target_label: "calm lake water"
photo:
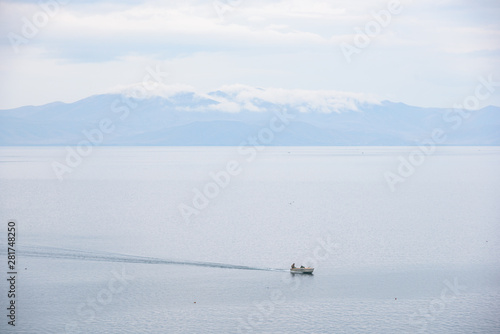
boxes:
[0,146,499,333]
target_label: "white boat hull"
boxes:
[290,268,314,274]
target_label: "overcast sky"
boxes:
[0,0,499,109]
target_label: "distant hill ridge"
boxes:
[1,85,499,146]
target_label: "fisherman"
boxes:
[291,263,296,269]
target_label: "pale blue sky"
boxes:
[0,0,499,109]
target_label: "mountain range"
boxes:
[1,85,499,146]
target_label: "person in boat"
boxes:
[291,263,296,269]
[300,265,305,268]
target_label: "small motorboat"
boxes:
[290,267,314,274]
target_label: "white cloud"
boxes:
[213,84,381,113]
[110,82,197,99]
[0,0,499,109]
[244,88,376,113]
[110,83,381,113]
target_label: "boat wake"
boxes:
[2,245,285,272]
